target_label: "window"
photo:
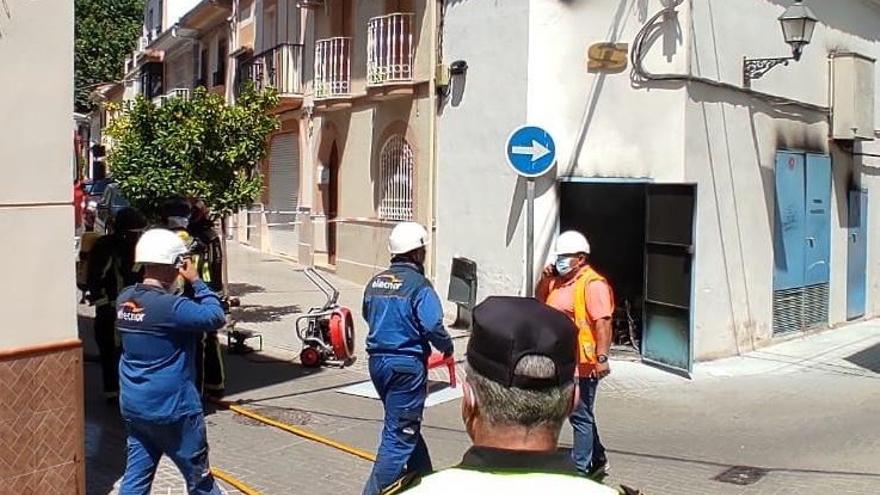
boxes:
[215,38,228,86]
[378,135,414,221]
[146,8,154,40]
[199,47,209,87]
[140,62,163,98]
[157,0,164,31]
[238,3,253,22]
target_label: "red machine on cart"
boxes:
[295,268,356,367]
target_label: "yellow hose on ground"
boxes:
[214,399,377,463]
[212,467,262,495]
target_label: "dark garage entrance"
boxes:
[559,180,696,374]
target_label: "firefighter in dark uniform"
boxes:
[86,207,147,399]
[160,197,226,398]
[188,198,225,398]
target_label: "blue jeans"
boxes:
[569,377,607,475]
[120,414,221,495]
[363,355,432,495]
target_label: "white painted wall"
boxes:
[165,0,203,31]
[437,0,880,360]
[435,0,531,308]
[683,0,880,359]
[856,140,880,320]
[528,0,689,274]
[0,0,76,348]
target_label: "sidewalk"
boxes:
[82,242,880,494]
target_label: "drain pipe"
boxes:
[428,0,440,281]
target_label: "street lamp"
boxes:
[743,0,818,87]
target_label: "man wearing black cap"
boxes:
[380,297,617,494]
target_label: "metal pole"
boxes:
[221,215,229,298]
[525,178,535,296]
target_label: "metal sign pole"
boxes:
[506,125,555,298]
[525,178,535,296]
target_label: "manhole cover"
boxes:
[714,466,768,486]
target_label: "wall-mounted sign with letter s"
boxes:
[587,43,629,72]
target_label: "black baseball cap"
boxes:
[467,296,577,390]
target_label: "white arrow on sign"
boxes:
[511,140,551,163]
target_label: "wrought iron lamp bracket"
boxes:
[742,56,794,87]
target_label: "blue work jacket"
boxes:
[116,280,226,423]
[363,261,453,361]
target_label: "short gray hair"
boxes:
[465,356,574,429]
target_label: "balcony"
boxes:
[152,88,190,107]
[315,37,352,103]
[367,13,414,86]
[239,43,304,110]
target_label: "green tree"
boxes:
[105,86,280,222]
[75,0,144,112]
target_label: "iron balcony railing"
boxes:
[367,13,414,85]
[152,88,190,107]
[239,43,304,96]
[315,37,352,99]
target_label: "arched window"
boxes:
[378,135,414,221]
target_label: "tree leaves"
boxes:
[74,0,144,112]
[105,87,280,221]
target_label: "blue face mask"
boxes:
[555,256,576,276]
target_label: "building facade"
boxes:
[95,0,880,370]
[88,82,124,180]
[122,0,233,105]
[97,0,440,286]
[437,0,880,371]
[232,0,439,284]
[0,1,83,492]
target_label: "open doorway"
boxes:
[327,143,340,265]
[560,181,646,359]
[559,180,696,374]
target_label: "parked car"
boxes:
[82,179,112,231]
[94,183,131,235]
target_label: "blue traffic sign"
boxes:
[506,125,556,178]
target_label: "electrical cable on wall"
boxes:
[630,0,829,114]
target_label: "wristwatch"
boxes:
[596,354,609,364]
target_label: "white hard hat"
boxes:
[135,228,190,265]
[388,222,430,254]
[554,230,590,255]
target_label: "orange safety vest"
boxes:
[544,266,614,376]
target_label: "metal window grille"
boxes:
[367,13,414,85]
[315,37,352,99]
[378,135,414,221]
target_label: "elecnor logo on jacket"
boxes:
[372,274,404,291]
[118,300,146,323]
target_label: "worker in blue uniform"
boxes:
[362,222,454,495]
[116,228,227,495]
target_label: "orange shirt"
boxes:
[537,266,614,324]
